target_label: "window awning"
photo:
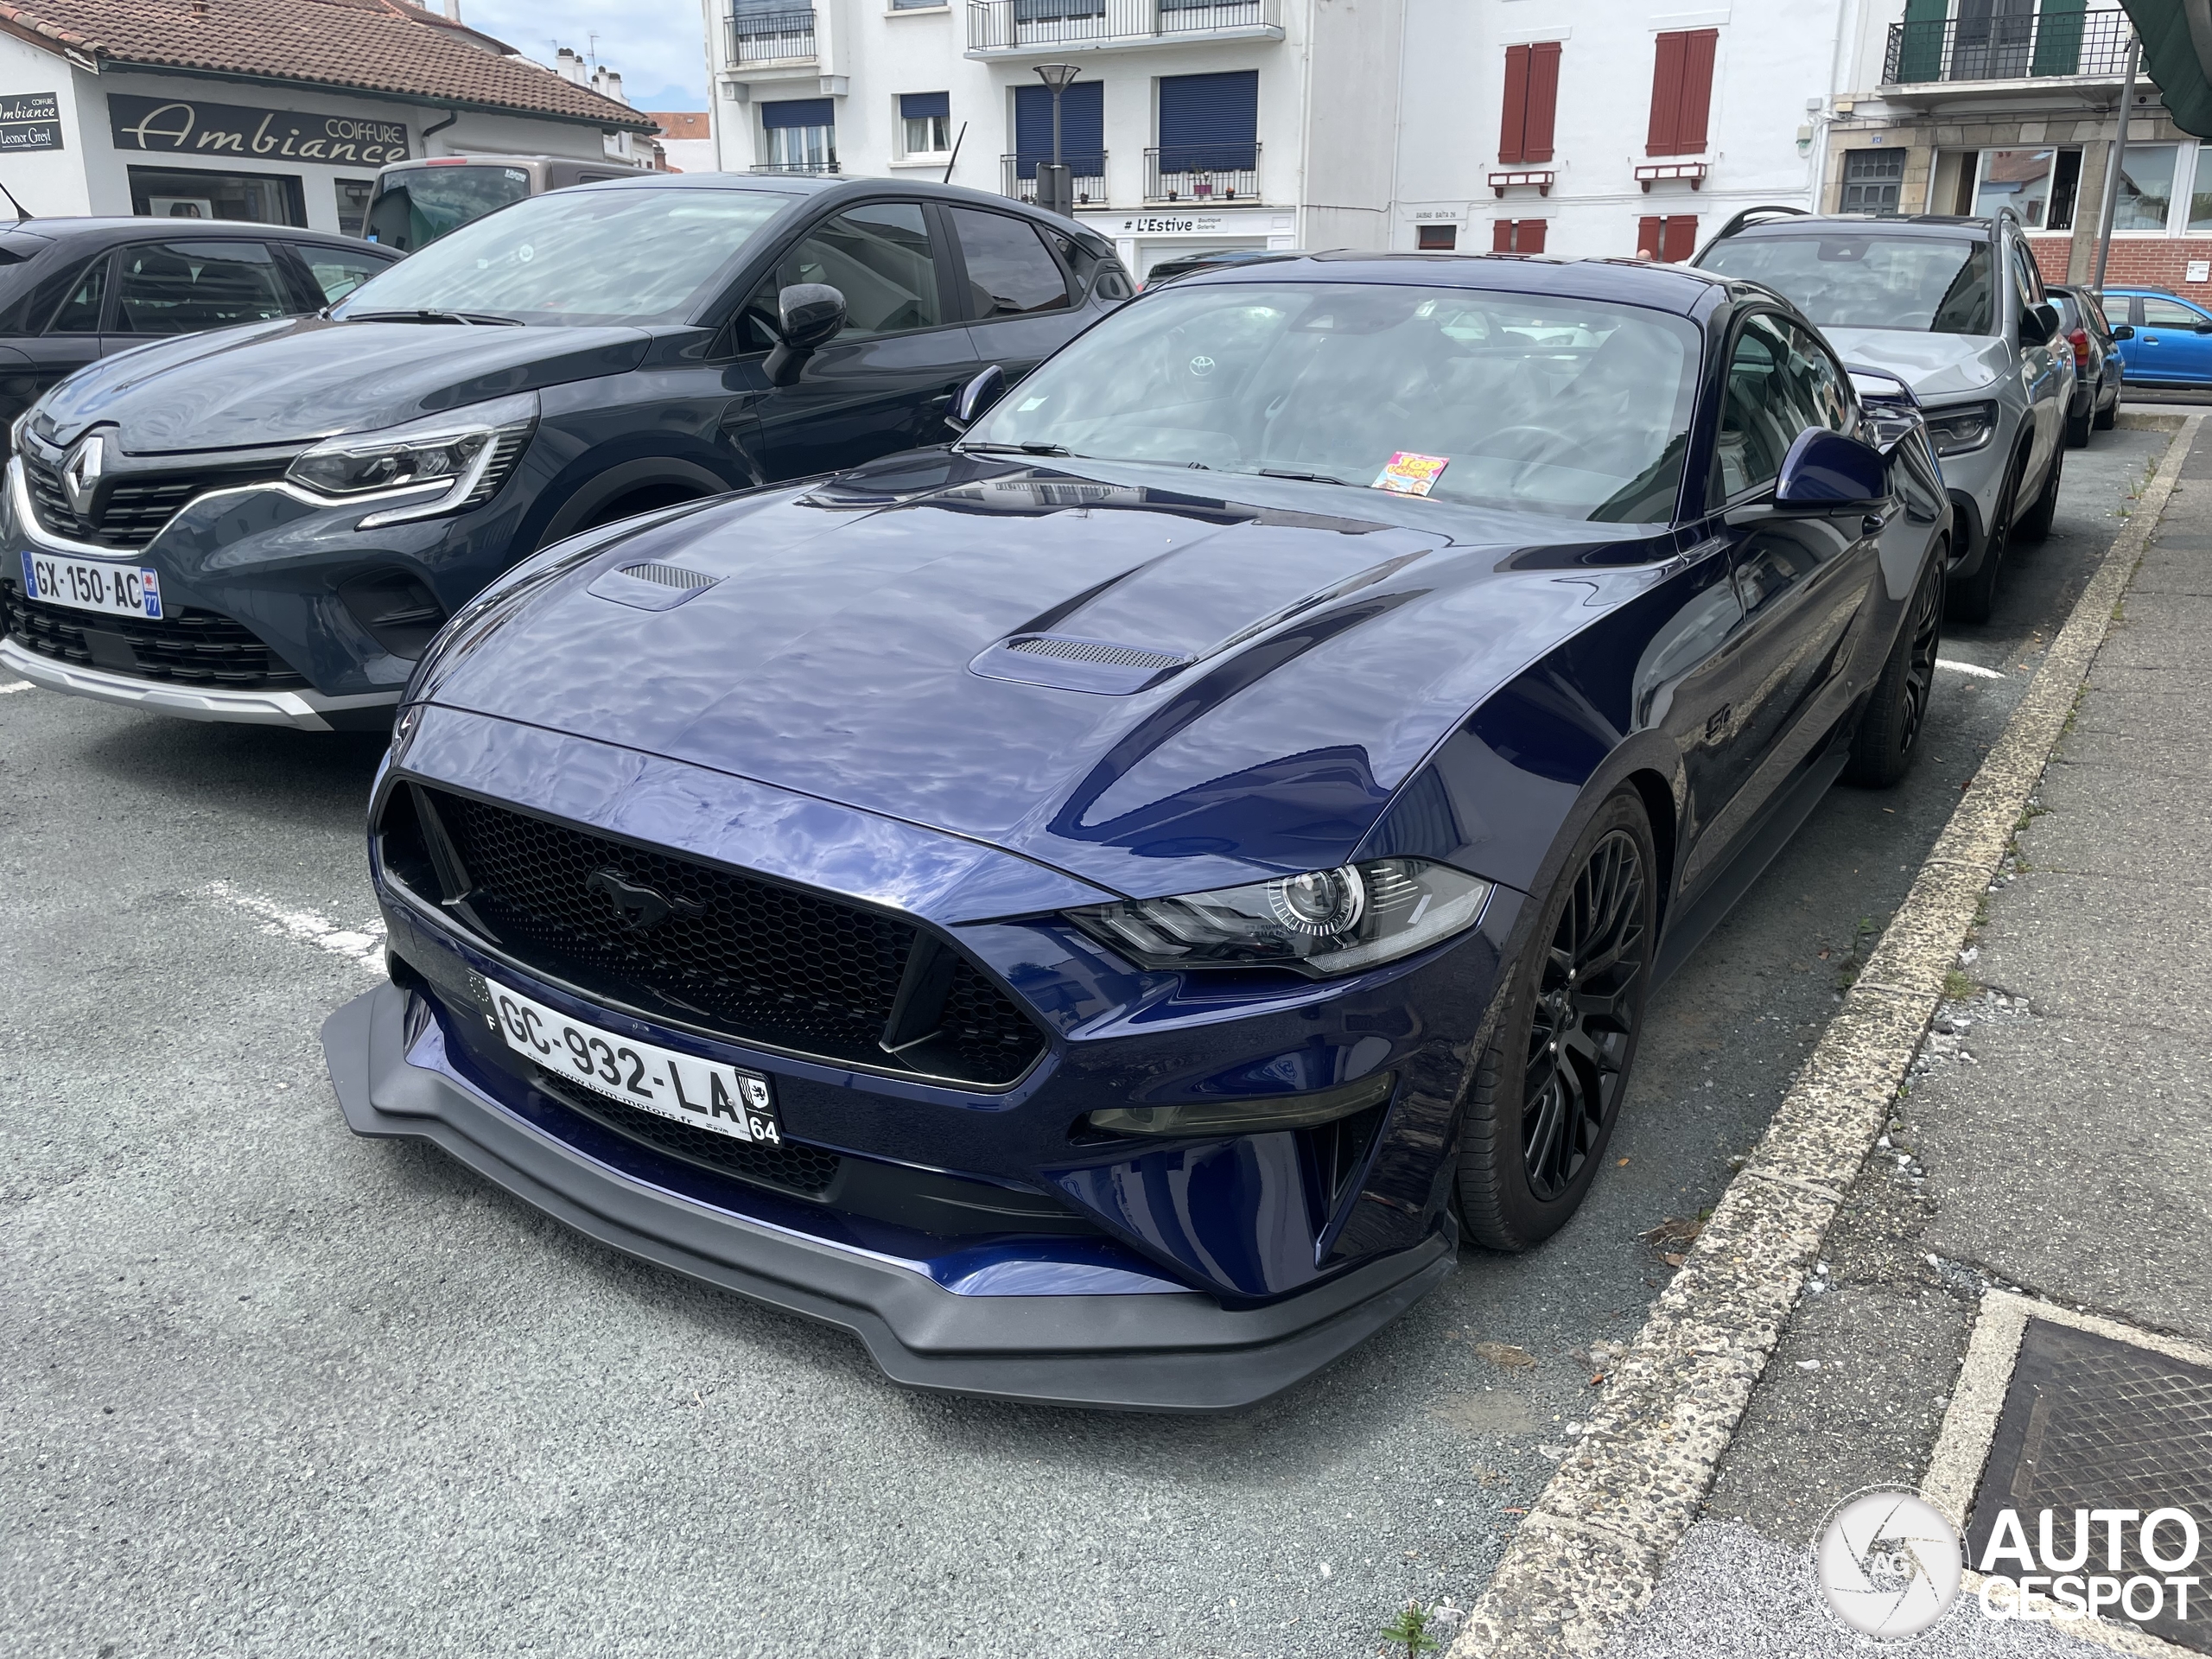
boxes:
[2124,0,2212,136]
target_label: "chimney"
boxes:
[591,67,626,106]
[442,0,461,17]
[555,47,587,86]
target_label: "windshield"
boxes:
[365,165,531,253]
[966,282,1701,524]
[1697,234,1994,335]
[335,187,790,326]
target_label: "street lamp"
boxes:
[1035,63,1082,218]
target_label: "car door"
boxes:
[102,238,297,356]
[947,205,1085,384]
[1683,311,1886,888]
[2133,296,2212,385]
[744,200,981,481]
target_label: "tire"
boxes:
[1946,449,2017,625]
[1456,789,1656,1252]
[2094,390,2118,430]
[2015,442,2062,543]
[1844,548,1944,789]
[2066,399,2093,448]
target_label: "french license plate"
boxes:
[19,550,163,620]
[487,979,782,1146]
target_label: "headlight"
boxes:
[8,405,34,453]
[1065,856,1493,977]
[1921,399,1997,456]
[288,391,537,526]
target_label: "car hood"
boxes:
[1822,327,2010,399]
[415,450,1671,899]
[36,315,652,454]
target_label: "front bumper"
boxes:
[0,634,396,729]
[325,982,1456,1411]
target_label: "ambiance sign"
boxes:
[108,94,410,166]
[0,92,62,154]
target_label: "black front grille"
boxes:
[534,1068,843,1198]
[2,580,306,688]
[22,452,278,550]
[387,785,1046,1087]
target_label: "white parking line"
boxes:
[1936,658,2005,679]
[0,680,32,694]
[197,880,385,974]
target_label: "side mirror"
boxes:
[1775,426,1886,510]
[2020,301,2060,347]
[2112,323,2135,340]
[946,364,1007,434]
[763,283,846,386]
[2194,321,2212,334]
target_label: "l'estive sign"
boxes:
[108,93,410,166]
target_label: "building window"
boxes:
[127,167,306,226]
[334,178,375,238]
[1014,79,1104,179]
[901,92,951,156]
[1417,224,1459,251]
[1840,149,1904,215]
[1646,29,1717,157]
[2113,143,2178,232]
[761,97,837,173]
[1155,70,1259,176]
[2188,145,2212,232]
[1498,41,1561,166]
[1974,147,2081,230]
[1492,219,1547,253]
[1637,213,1698,263]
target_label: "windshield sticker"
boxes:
[1372,452,1450,496]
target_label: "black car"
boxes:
[1142,247,1308,289]
[2047,283,2126,443]
[2,176,1132,730]
[0,219,397,456]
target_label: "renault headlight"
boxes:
[1921,399,1997,457]
[1066,857,1492,977]
[289,391,537,526]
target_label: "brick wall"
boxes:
[2032,235,2212,298]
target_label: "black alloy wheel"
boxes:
[2015,442,2063,543]
[1844,549,1944,788]
[1457,789,1656,1250]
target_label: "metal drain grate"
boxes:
[1967,1319,2212,1652]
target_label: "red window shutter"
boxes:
[1499,44,1531,164]
[1674,30,1716,156]
[1523,42,1561,164]
[1662,214,1698,262]
[1520,219,1548,253]
[1647,32,1686,156]
[1492,219,1516,252]
[1637,215,1663,258]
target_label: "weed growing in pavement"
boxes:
[1943,969,1979,1001]
[1379,1599,1445,1657]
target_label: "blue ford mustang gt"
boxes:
[322,254,1948,1410]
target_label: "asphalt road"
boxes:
[0,424,2171,1659]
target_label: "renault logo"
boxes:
[60,433,104,518]
[585,868,701,931]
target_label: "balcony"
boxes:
[968,0,1283,58]
[1002,153,1109,207]
[749,161,841,175]
[1882,6,2130,92]
[727,6,817,67]
[1145,143,1260,203]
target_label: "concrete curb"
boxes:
[1448,412,2208,1659]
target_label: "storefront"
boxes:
[1090,207,1301,282]
[0,0,650,235]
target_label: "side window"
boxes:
[1780,320,1854,435]
[949,207,1072,317]
[46,256,108,334]
[295,246,390,306]
[2142,296,2206,329]
[2003,239,2036,326]
[115,241,293,335]
[1716,315,1829,499]
[2010,240,2045,305]
[740,202,944,349]
[2101,295,2133,330]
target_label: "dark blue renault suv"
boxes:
[2,175,1130,729]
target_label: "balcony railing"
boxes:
[1884,6,2129,85]
[750,161,841,175]
[1002,153,1109,207]
[1145,143,1259,203]
[969,0,1281,53]
[727,6,817,66]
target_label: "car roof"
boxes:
[0,217,380,250]
[561,170,1113,249]
[1722,212,1994,240]
[1169,251,1731,317]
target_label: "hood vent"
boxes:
[971,632,1192,696]
[620,562,715,592]
[586,558,719,613]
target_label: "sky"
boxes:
[458,0,710,111]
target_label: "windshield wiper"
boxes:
[1252,467,1350,486]
[343,308,523,327]
[962,440,1075,456]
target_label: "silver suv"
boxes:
[1694,207,2071,622]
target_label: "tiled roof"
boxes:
[0,0,657,130]
[648,111,710,142]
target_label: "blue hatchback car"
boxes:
[2101,287,2212,385]
[323,254,1951,1409]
